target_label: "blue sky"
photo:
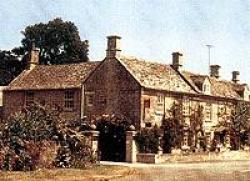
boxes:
[0,0,250,83]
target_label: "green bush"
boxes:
[0,104,95,171]
[135,126,161,153]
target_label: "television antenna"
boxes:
[205,44,214,74]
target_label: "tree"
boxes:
[217,101,250,150]
[0,50,24,85]
[0,18,89,85]
[20,18,89,65]
[189,105,205,150]
[162,103,184,153]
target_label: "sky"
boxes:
[0,0,250,83]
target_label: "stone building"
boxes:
[3,35,250,149]
[3,46,99,121]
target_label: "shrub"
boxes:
[0,104,95,171]
[135,126,161,153]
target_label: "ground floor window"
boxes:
[64,90,75,109]
[25,91,34,106]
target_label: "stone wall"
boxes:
[3,89,81,121]
[84,57,141,127]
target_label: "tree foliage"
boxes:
[135,126,161,153]
[20,18,89,65]
[0,18,89,85]
[0,50,24,85]
[162,103,184,153]
[217,101,250,150]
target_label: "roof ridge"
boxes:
[120,54,171,67]
[37,61,101,67]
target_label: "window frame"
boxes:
[64,90,75,110]
[86,91,95,107]
[25,91,35,107]
[157,94,164,105]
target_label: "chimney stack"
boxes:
[210,65,221,79]
[232,71,240,83]
[172,52,183,71]
[106,35,121,58]
[28,43,39,70]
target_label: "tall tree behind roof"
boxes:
[0,18,89,85]
[20,18,89,65]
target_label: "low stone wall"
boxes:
[136,151,250,164]
[136,153,168,163]
[166,151,250,163]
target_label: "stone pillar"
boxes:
[225,133,231,150]
[205,132,211,152]
[181,126,190,152]
[157,136,163,155]
[83,130,100,160]
[126,130,137,163]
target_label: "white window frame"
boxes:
[64,90,75,110]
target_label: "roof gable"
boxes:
[7,62,100,90]
[182,71,245,100]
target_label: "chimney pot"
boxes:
[172,52,183,71]
[106,35,121,58]
[210,65,221,79]
[232,71,240,83]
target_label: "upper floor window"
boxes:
[64,90,75,109]
[205,103,212,121]
[157,94,164,105]
[203,83,210,94]
[182,98,190,116]
[97,91,106,105]
[25,91,34,106]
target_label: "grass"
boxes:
[0,165,134,181]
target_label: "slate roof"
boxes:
[183,71,244,100]
[7,62,100,90]
[118,55,196,94]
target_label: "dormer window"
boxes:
[203,84,210,92]
[157,94,164,105]
[202,80,211,95]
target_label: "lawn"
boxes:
[0,165,134,181]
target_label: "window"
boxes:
[144,99,150,108]
[203,84,210,94]
[64,91,75,109]
[99,95,106,105]
[25,91,34,106]
[97,91,106,105]
[182,98,190,116]
[205,103,212,121]
[157,94,164,104]
[143,99,150,120]
[86,92,95,106]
